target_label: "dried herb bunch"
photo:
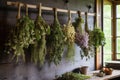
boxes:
[73,11,89,58]
[5,4,35,62]
[63,10,75,60]
[84,12,105,58]
[47,8,65,65]
[31,4,50,65]
[89,25,106,48]
[75,32,89,57]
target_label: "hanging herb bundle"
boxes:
[63,10,75,60]
[73,12,84,33]
[47,8,65,65]
[84,13,90,34]
[73,11,89,58]
[31,4,50,65]
[89,25,106,48]
[83,12,94,58]
[75,32,89,57]
[5,4,35,62]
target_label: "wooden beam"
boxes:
[7,1,95,16]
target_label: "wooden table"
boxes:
[87,70,120,80]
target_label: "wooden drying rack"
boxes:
[7,1,96,16]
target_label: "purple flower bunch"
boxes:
[75,32,89,50]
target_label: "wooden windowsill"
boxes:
[105,61,120,64]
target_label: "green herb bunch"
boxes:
[31,13,50,65]
[6,15,35,62]
[89,26,106,48]
[54,72,90,80]
[47,8,65,65]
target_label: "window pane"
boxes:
[117,19,120,36]
[117,38,120,53]
[104,54,112,62]
[103,18,111,37]
[104,5,111,18]
[117,54,120,59]
[103,38,111,53]
[117,5,120,18]
[103,4,112,63]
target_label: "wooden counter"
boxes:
[87,70,120,80]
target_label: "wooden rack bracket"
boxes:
[7,1,96,16]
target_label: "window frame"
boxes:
[115,4,120,60]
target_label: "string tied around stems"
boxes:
[85,12,89,33]
[38,3,42,16]
[16,3,21,19]
[25,4,28,16]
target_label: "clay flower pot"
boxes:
[80,66,88,75]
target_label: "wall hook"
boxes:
[87,4,92,12]
[63,0,69,4]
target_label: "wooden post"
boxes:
[95,0,102,70]
[112,2,116,60]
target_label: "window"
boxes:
[116,5,120,59]
[103,1,112,64]
[103,1,120,63]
